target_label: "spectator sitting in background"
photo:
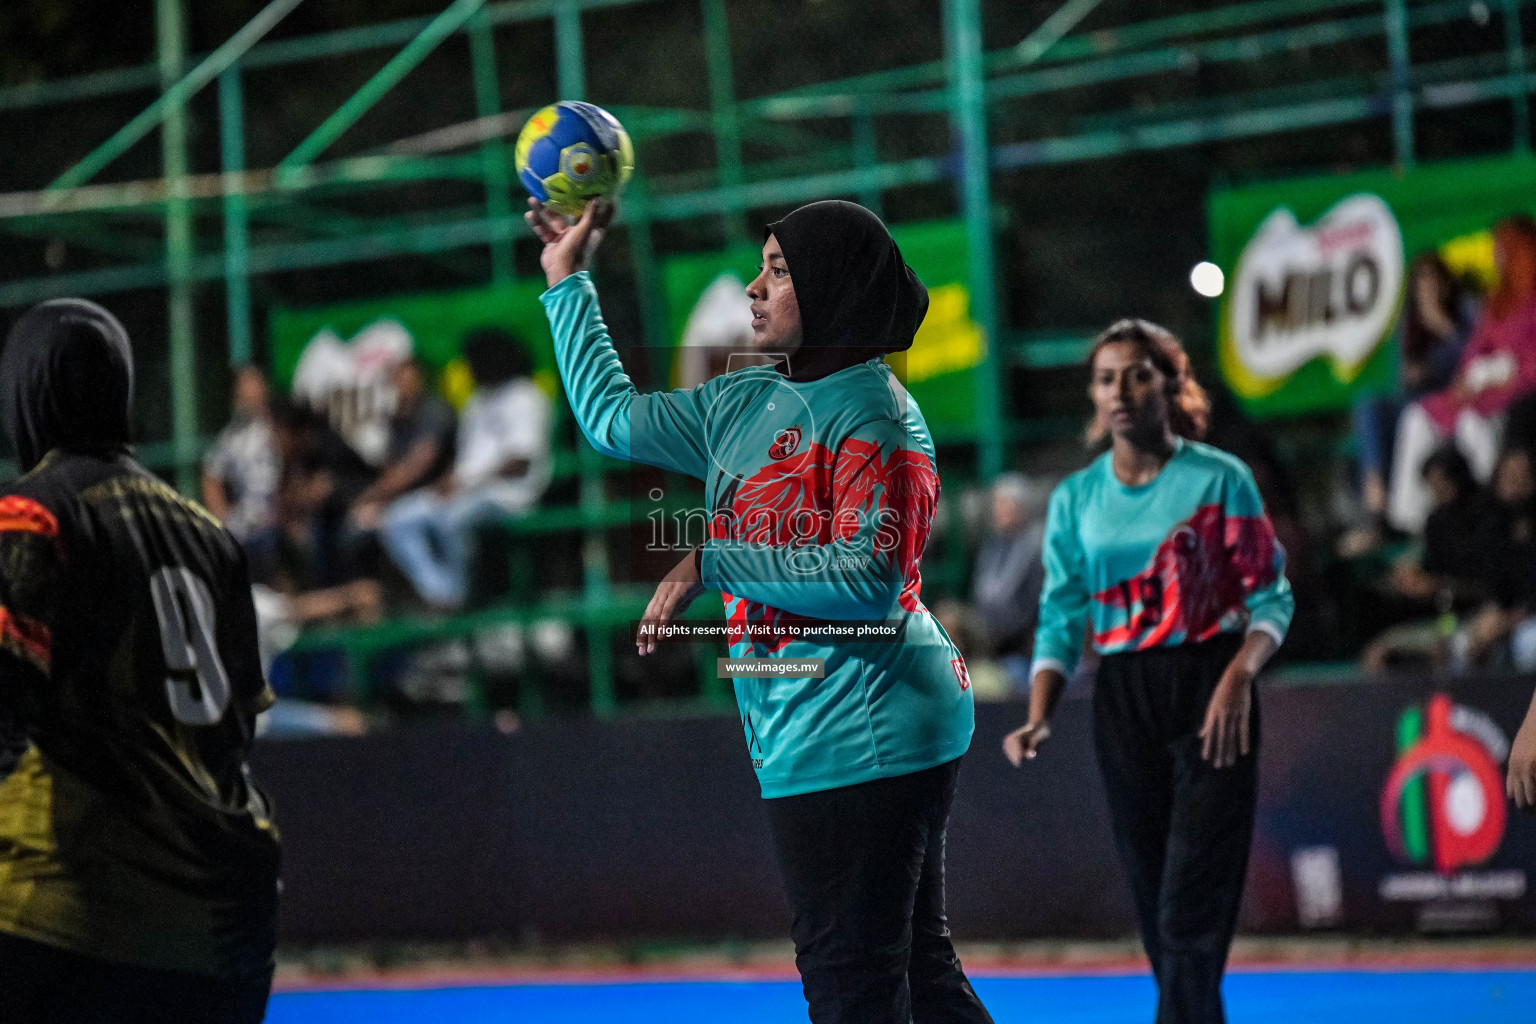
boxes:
[382,328,553,609]
[201,364,280,569]
[969,473,1046,693]
[1447,447,1536,671]
[271,398,377,589]
[1362,447,1493,672]
[249,580,378,738]
[1341,253,1475,556]
[1389,216,1536,533]
[348,357,456,532]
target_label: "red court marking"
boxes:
[273,947,1536,994]
[275,964,803,993]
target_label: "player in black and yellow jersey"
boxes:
[0,300,279,1023]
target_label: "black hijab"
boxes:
[766,200,928,382]
[1,298,134,472]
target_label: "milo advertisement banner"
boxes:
[269,280,558,464]
[1210,154,1536,417]
[661,219,987,441]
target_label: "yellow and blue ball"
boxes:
[514,101,634,218]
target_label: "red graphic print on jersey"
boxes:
[0,496,62,557]
[1091,503,1276,650]
[719,442,838,548]
[714,437,940,651]
[0,497,62,671]
[836,438,939,612]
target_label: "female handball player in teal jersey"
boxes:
[1004,319,1294,1024]
[528,197,994,1024]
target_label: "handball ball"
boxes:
[515,101,634,217]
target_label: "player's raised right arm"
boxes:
[539,269,711,479]
[534,201,712,480]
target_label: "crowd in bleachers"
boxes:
[944,214,1536,696]
[1341,214,1536,675]
[200,327,553,730]
[198,216,1536,721]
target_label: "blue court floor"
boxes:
[267,968,1535,1023]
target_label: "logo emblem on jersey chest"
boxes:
[768,426,802,461]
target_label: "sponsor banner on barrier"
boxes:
[254,675,1536,943]
[1252,676,1536,935]
[1375,692,1527,931]
[1209,154,1536,417]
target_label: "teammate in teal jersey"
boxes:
[1004,319,1293,1024]
[528,197,993,1024]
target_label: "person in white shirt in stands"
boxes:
[202,365,280,555]
[381,329,552,609]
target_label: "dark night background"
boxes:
[3,1,1518,440]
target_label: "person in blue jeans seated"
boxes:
[1341,252,1475,556]
[381,329,553,609]
[348,357,457,534]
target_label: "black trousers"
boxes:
[765,759,995,1024]
[1094,635,1259,1024]
[0,931,272,1024]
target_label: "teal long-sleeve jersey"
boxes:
[1030,438,1295,681]
[541,273,973,798]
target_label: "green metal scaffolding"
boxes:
[11,0,1536,471]
[3,0,1535,711]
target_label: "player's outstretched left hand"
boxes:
[637,548,706,656]
[527,197,615,289]
[1201,664,1253,769]
[1003,720,1051,766]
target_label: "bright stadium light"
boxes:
[1190,261,1225,298]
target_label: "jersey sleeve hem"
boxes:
[1245,619,1287,647]
[538,270,592,305]
[1028,655,1071,683]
